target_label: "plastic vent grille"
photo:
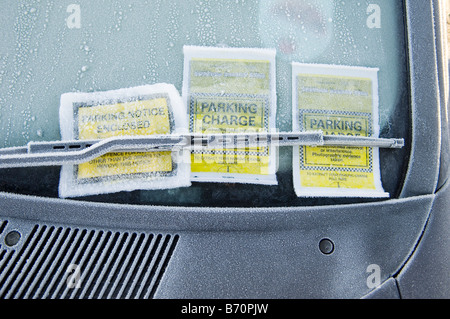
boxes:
[0,224,179,299]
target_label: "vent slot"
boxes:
[0,224,179,299]
[0,220,7,236]
[0,220,8,251]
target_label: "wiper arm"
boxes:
[0,132,404,168]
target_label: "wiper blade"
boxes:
[0,132,404,168]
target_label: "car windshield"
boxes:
[0,0,410,207]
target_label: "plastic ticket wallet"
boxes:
[58,84,191,198]
[292,63,388,198]
[182,46,278,185]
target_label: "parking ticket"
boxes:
[182,46,278,185]
[292,63,389,198]
[58,84,191,198]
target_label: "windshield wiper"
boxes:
[0,131,404,168]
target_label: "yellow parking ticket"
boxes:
[58,84,191,198]
[75,98,172,179]
[292,63,388,198]
[182,46,277,185]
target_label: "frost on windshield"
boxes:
[0,0,409,205]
